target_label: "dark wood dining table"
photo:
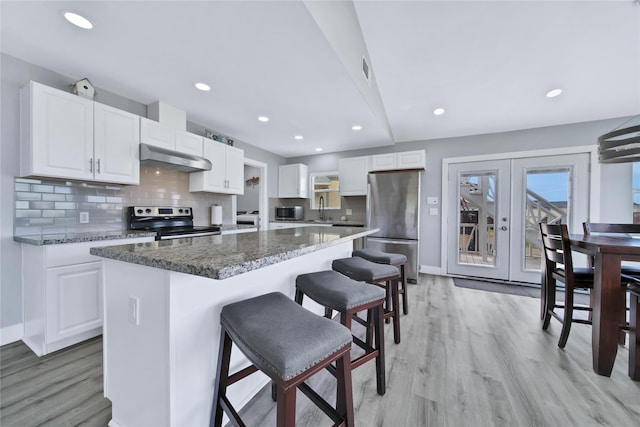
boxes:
[569,233,640,376]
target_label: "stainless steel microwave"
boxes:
[275,206,304,221]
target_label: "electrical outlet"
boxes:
[429,208,439,216]
[346,209,352,215]
[79,212,89,223]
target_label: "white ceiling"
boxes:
[2,1,639,158]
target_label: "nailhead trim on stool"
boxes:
[353,248,409,315]
[210,292,354,427]
[332,256,402,344]
[296,270,387,395]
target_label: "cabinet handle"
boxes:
[89,158,93,173]
[96,159,101,173]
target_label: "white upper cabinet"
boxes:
[189,139,244,194]
[278,163,308,198]
[140,118,204,157]
[175,130,204,157]
[93,103,140,184]
[21,81,94,181]
[339,156,370,196]
[370,150,426,171]
[20,81,140,184]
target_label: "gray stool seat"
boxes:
[332,257,399,282]
[221,292,352,381]
[353,248,407,265]
[296,270,386,311]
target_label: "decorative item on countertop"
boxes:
[71,78,95,99]
[211,205,223,226]
[245,176,259,187]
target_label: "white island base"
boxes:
[104,241,352,427]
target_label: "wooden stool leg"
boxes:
[400,264,408,315]
[210,330,233,427]
[630,293,639,380]
[335,351,355,426]
[391,278,401,344]
[373,304,386,395]
[558,284,573,349]
[276,383,296,427]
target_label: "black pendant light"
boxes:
[598,116,640,163]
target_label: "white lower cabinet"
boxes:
[22,237,153,356]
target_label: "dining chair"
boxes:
[539,223,595,348]
[582,223,640,276]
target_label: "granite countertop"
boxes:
[14,230,157,245]
[90,226,377,280]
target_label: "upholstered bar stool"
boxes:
[332,256,401,344]
[295,270,387,395]
[353,248,409,315]
[210,292,354,427]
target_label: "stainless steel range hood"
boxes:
[140,143,212,173]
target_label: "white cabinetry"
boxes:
[339,156,370,196]
[140,117,204,157]
[189,139,244,194]
[370,150,426,171]
[20,81,140,184]
[22,237,153,356]
[278,164,308,198]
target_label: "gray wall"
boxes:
[289,118,635,271]
[0,54,286,339]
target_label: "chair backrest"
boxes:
[539,223,575,282]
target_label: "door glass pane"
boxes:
[458,172,496,266]
[523,169,570,271]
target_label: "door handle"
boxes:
[501,226,508,231]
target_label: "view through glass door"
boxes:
[447,154,590,283]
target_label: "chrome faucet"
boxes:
[318,196,325,221]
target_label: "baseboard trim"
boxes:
[1,323,23,346]
[419,265,443,276]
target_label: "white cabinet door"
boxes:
[339,156,369,196]
[94,103,140,185]
[278,164,308,198]
[140,117,175,150]
[370,150,426,171]
[397,150,426,169]
[225,145,245,195]
[21,81,94,180]
[175,130,204,157]
[370,153,397,171]
[45,261,103,344]
[190,141,244,194]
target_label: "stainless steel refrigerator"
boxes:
[367,170,421,283]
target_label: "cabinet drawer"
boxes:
[45,237,153,267]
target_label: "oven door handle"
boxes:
[158,231,222,240]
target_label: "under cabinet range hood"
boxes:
[139,143,212,173]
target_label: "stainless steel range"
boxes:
[127,206,221,240]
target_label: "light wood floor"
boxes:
[2,274,639,426]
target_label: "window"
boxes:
[310,172,340,210]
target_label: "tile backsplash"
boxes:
[15,166,232,236]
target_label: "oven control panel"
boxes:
[130,206,192,217]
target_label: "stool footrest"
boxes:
[227,365,259,386]
[298,382,343,424]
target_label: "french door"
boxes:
[447,153,590,283]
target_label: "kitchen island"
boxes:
[90,226,377,427]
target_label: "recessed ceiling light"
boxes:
[64,12,93,29]
[194,82,211,91]
[294,135,303,140]
[257,116,269,122]
[433,108,445,116]
[315,148,323,152]
[352,125,362,131]
[546,88,563,98]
